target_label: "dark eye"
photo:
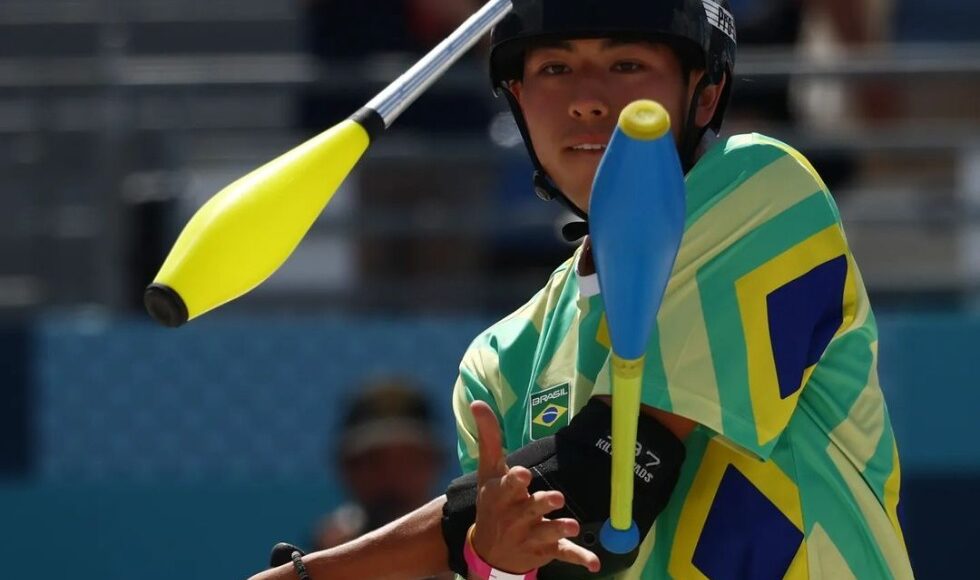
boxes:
[540,63,570,76]
[612,61,644,73]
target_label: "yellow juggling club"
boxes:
[144,0,514,327]
[588,101,686,553]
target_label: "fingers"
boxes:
[472,400,507,483]
[470,400,600,574]
[500,466,532,494]
[478,466,532,516]
[525,518,580,546]
[555,537,602,574]
[513,490,565,527]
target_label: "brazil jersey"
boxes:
[452,134,913,579]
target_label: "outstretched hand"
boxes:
[469,400,600,575]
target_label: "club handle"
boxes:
[610,354,644,530]
[365,0,513,127]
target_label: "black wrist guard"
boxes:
[442,398,686,578]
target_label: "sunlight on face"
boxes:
[510,39,693,212]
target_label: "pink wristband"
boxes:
[464,527,539,580]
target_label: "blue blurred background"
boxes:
[2,1,979,578]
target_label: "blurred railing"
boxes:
[2,5,980,314]
[5,43,980,88]
[0,0,295,24]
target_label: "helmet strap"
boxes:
[501,86,591,224]
[679,74,714,173]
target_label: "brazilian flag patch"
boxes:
[530,383,570,440]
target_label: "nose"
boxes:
[569,96,610,120]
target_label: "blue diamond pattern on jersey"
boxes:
[692,465,803,580]
[766,254,847,399]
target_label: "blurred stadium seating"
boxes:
[1,1,979,578]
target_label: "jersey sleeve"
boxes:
[644,134,862,459]
[451,262,575,474]
[452,339,504,474]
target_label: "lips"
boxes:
[566,133,611,154]
[566,143,607,159]
[570,144,607,152]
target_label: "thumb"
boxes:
[472,400,507,483]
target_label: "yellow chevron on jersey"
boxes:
[669,435,807,580]
[735,224,859,447]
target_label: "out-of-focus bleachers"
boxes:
[895,0,979,42]
[2,1,979,317]
[2,1,979,313]
[0,1,306,314]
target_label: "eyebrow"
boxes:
[531,38,646,52]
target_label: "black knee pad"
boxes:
[442,398,686,578]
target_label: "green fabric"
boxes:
[451,135,912,578]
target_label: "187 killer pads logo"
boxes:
[530,383,570,440]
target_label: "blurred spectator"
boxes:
[304,0,481,58]
[728,0,808,124]
[298,0,493,135]
[313,378,447,579]
[729,0,894,189]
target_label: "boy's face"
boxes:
[510,38,714,212]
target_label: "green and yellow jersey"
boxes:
[452,134,913,579]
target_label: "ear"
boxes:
[693,73,727,130]
[506,80,524,104]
